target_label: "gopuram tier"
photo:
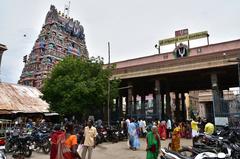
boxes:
[18,5,88,89]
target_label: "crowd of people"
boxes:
[120,116,215,159]
[2,114,216,159]
[46,115,215,159]
[50,119,97,159]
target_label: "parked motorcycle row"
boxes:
[0,121,129,159]
[161,127,240,159]
[2,125,51,159]
[95,125,128,145]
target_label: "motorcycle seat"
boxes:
[165,149,193,159]
[19,136,30,140]
[193,142,206,147]
[232,144,240,151]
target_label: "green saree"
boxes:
[146,132,160,159]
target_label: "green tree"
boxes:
[41,56,119,119]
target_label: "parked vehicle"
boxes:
[0,133,6,159]
[12,135,33,158]
[30,127,51,154]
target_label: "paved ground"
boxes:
[7,138,192,159]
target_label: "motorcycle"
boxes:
[161,148,191,159]
[194,152,227,159]
[30,127,51,154]
[181,135,232,157]
[0,136,6,159]
[12,135,33,158]
[5,133,19,153]
[162,147,230,159]
[106,126,119,143]
[117,129,127,141]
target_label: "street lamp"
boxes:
[228,57,240,94]
[107,42,111,126]
[0,44,7,82]
[155,44,160,54]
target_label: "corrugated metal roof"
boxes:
[0,82,49,113]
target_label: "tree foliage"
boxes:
[41,56,119,118]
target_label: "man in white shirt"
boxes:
[81,120,97,159]
[166,118,172,138]
[125,118,130,126]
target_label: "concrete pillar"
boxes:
[211,73,221,119]
[155,79,162,120]
[166,91,171,118]
[161,93,165,120]
[133,95,137,116]
[141,95,146,118]
[128,85,133,118]
[115,97,119,121]
[119,96,123,118]
[125,96,128,117]
[181,92,186,121]
[219,90,224,114]
[175,92,180,122]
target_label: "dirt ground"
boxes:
[7,138,192,159]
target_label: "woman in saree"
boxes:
[171,122,181,152]
[128,120,140,150]
[158,120,167,140]
[180,122,186,138]
[50,123,80,159]
[146,126,161,159]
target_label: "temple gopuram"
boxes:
[18,5,88,89]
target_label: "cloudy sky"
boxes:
[1,0,240,83]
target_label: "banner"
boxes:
[159,31,208,46]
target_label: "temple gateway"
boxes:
[18,5,89,89]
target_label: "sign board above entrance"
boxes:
[159,31,208,46]
[175,29,188,37]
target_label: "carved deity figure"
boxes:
[65,18,74,34]
[73,20,81,37]
[45,5,59,24]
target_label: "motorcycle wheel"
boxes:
[95,136,100,145]
[42,141,51,154]
[24,148,32,158]
[112,135,119,143]
[12,154,25,159]
[178,148,196,157]
[5,142,13,153]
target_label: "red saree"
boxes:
[158,122,167,140]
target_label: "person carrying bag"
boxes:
[51,123,81,159]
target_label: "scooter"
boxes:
[161,148,191,159]
[194,152,227,159]
[161,147,231,159]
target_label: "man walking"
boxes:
[81,120,97,159]
[191,117,199,146]
[166,117,172,138]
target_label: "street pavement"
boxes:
[7,138,192,159]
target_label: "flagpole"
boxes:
[67,1,70,16]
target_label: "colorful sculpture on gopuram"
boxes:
[18,5,89,90]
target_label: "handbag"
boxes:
[77,144,83,158]
[150,144,156,153]
[62,145,74,159]
[56,133,79,159]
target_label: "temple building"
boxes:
[18,5,89,89]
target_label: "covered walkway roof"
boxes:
[0,83,49,114]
